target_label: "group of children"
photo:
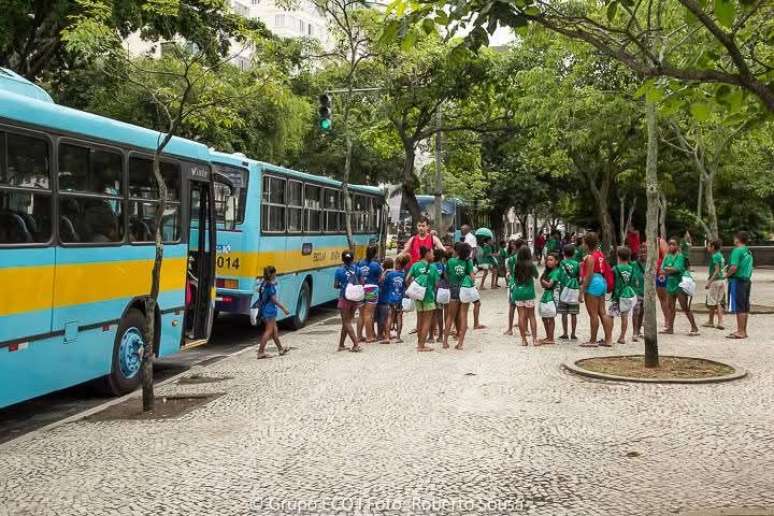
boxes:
[250,229,754,358]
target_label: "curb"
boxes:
[562,355,748,384]
[0,313,339,451]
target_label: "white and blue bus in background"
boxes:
[209,151,385,328]
[396,195,471,248]
[0,69,219,408]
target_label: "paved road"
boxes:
[0,306,338,444]
[2,274,773,516]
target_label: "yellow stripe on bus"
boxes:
[0,257,187,317]
[216,244,369,278]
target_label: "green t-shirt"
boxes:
[540,268,561,303]
[631,260,646,297]
[559,259,580,287]
[446,257,473,287]
[546,238,560,253]
[708,251,726,281]
[481,244,497,265]
[408,260,440,303]
[612,263,634,300]
[498,248,508,261]
[662,252,686,295]
[511,263,539,301]
[729,245,753,280]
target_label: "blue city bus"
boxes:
[0,69,219,408]
[209,150,385,328]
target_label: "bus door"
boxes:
[184,171,217,344]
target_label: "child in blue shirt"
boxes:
[383,254,409,343]
[334,251,362,352]
[357,245,383,343]
[377,257,394,343]
[256,265,289,359]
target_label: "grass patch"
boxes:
[577,356,735,379]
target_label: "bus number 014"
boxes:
[216,256,240,270]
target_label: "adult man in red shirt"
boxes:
[403,215,445,266]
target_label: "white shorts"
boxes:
[706,281,726,307]
[514,300,535,308]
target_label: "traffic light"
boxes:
[318,93,332,131]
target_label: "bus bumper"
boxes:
[215,288,253,315]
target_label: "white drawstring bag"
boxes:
[401,297,415,312]
[679,273,696,297]
[345,283,365,302]
[459,285,480,303]
[559,285,580,305]
[406,281,427,301]
[538,300,557,318]
[436,287,451,305]
[618,294,637,314]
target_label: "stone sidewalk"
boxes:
[1,282,773,516]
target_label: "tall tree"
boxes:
[64,0,263,410]
[390,0,774,112]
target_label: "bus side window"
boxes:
[261,175,286,233]
[0,131,52,245]
[58,143,124,244]
[287,180,303,233]
[304,184,322,232]
[128,157,181,243]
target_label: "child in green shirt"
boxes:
[631,242,647,342]
[539,253,561,344]
[662,238,699,336]
[610,246,637,344]
[511,246,539,346]
[406,246,441,351]
[557,244,580,340]
[727,230,754,339]
[478,237,496,290]
[703,238,726,330]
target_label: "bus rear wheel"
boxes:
[100,308,146,396]
[287,281,311,330]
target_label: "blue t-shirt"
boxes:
[258,282,278,318]
[378,271,391,304]
[334,264,361,299]
[358,259,383,286]
[433,262,445,278]
[383,270,405,304]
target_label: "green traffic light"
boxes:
[320,119,332,131]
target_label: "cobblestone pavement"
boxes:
[2,270,773,516]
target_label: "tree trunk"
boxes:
[704,171,719,241]
[343,134,354,251]
[619,193,627,244]
[696,173,704,221]
[588,171,617,254]
[142,150,169,411]
[658,192,668,239]
[516,215,528,240]
[643,100,660,368]
[626,197,637,239]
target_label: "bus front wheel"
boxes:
[100,308,146,396]
[287,281,311,330]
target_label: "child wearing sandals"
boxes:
[557,244,580,340]
[376,257,394,342]
[511,246,539,346]
[383,254,409,343]
[256,266,290,359]
[538,253,561,345]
